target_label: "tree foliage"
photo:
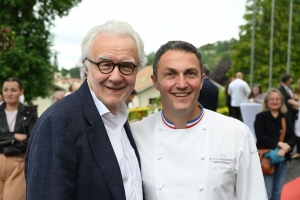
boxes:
[146,51,155,66]
[199,39,237,85]
[0,0,81,104]
[0,25,15,53]
[228,0,300,91]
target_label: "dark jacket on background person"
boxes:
[0,102,37,155]
[254,111,296,161]
[25,80,141,200]
[278,84,298,125]
[198,77,219,111]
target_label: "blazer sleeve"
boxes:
[25,114,77,200]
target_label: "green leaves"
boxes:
[0,0,82,105]
[229,0,300,90]
[0,25,15,54]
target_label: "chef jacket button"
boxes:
[23,117,27,120]
[201,155,205,160]
[158,185,163,190]
[157,155,162,160]
[199,185,204,191]
[202,127,206,130]
[158,128,162,131]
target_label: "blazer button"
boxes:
[23,117,27,120]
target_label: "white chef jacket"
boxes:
[130,109,267,200]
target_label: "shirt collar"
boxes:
[161,103,205,129]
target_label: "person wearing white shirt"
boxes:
[228,72,251,120]
[25,20,146,199]
[131,41,267,200]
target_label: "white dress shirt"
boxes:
[282,84,294,98]
[88,85,142,200]
[131,109,267,200]
[228,79,251,107]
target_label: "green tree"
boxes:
[228,0,300,90]
[199,39,237,84]
[69,66,81,78]
[0,25,15,53]
[61,67,69,77]
[146,51,155,66]
[0,0,81,104]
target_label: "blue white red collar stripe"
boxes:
[161,105,205,129]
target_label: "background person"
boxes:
[247,84,265,103]
[0,77,38,199]
[278,74,298,126]
[64,82,80,96]
[225,76,235,116]
[292,78,300,159]
[52,90,66,102]
[25,20,147,199]
[228,72,251,121]
[197,65,219,111]
[131,41,267,200]
[125,89,137,108]
[254,88,296,200]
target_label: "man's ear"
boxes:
[151,75,159,91]
[199,73,205,90]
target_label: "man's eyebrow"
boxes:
[96,56,136,64]
[96,55,110,61]
[164,67,177,72]
[164,67,198,72]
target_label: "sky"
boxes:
[51,0,248,70]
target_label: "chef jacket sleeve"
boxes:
[234,126,268,200]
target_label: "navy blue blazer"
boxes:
[25,80,141,200]
[198,78,219,111]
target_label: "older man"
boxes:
[130,41,267,200]
[25,20,147,200]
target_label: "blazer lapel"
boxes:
[78,80,126,200]
[124,122,141,168]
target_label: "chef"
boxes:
[130,40,267,200]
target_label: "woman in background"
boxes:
[225,76,234,116]
[254,88,296,200]
[247,84,265,103]
[0,77,38,199]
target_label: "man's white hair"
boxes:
[79,20,147,78]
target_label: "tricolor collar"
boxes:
[161,104,205,129]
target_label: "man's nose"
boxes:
[176,75,187,88]
[109,66,123,82]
